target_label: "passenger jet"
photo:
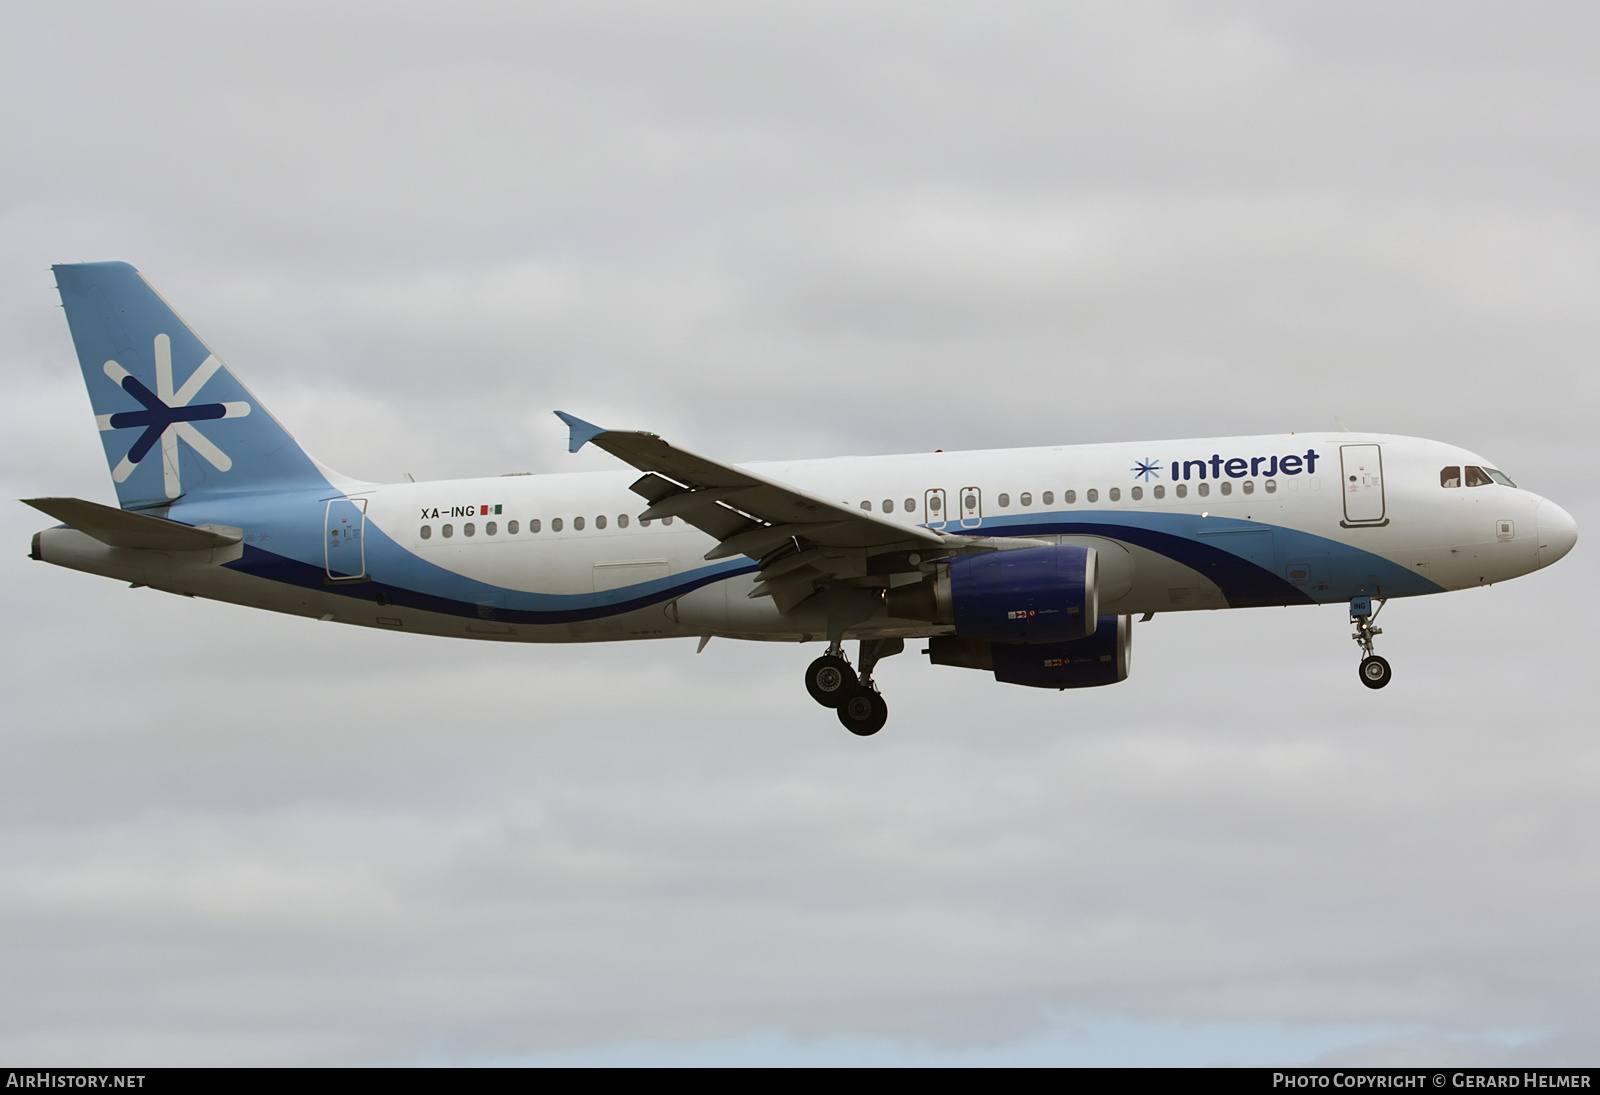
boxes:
[26,263,1579,735]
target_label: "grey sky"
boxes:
[2,1,1596,1065]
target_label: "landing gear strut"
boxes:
[805,638,901,735]
[1350,596,1391,689]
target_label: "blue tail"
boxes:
[54,262,329,509]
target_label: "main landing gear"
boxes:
[1350,595,1392,689]
[805,638,902,736]
[804,648,857,707]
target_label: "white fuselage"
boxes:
[34,431,1574,647]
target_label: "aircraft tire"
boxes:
[1359,655,1392,690]
[837,687,888,736]
[805,655,858,708]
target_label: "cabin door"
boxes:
[325,497,368,579]
[1339,445,1387,526]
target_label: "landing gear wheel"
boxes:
[805,655,857,708]
[1359,655,1392,690]
[837,687,888,736]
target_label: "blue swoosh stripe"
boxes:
[227,544,758,625]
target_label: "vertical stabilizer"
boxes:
[53,262,330,508]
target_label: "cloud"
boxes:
[1,0,1595,1065]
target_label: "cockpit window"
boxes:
[1464,466,1493,488]
[1485,468,1517,488]
[1440,467,1460,488]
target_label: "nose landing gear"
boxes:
[805,638,901,735]
[1351,596,1391,689]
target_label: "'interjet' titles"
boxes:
[1166,449,1321,481]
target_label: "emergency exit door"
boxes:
[959,486,983,528]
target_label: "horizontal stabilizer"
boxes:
[22,497,242,551]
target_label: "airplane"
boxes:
[26,262,1579,736]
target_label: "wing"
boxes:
[557,412,990,613]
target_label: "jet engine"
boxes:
[886,543,1098,643]
[926,613,1133,690]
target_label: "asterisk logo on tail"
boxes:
[1131,458,1161,481]
[96,333,250,498]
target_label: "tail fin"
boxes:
[54,262,329,509]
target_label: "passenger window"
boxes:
[486,521,497,535]
[640,517,651,526]
[1219,482,1231,496]
[1131,486,1142,501]
[1153,485,1165,499]
[574,516,585,530]
[928,495,941,513]
[904,498,916,513]
[507,520,519,534]
[964,495,977,511]
[1065,490,1076,504]
[1087,489,1099,503]
[861,500,872,511]
[529,519,541,533]
[1465,466,1492,488]
[997,493,1010,508]
[420,525,432,540]
[1108,487,1120,502]
[1440,467,1461,488]
[464,522,476,537]
[618,514,629,528]
[1264,480,1276,494]
[552,518,563,532]
[663,516,674,525]
[1176,484,1187,499]
[442,524,454,538]
[596,515,607,529]
[1020,492,1032,507]
[1242,481,1254,495]
[883,499,894,513]
[1197,483,1210,497]
[1042,491,1054,505]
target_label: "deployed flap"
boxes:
[555,412,942,560]
[22,497,242,551]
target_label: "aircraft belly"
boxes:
[1109,546,1227,613]
[1427,537,1539,590]
[674,572,823,637]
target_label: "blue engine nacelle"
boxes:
[927,614,1133,690]
[991,613,1132,689]
[948,544,1098,643]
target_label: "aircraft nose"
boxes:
[1536,499,1578,568]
